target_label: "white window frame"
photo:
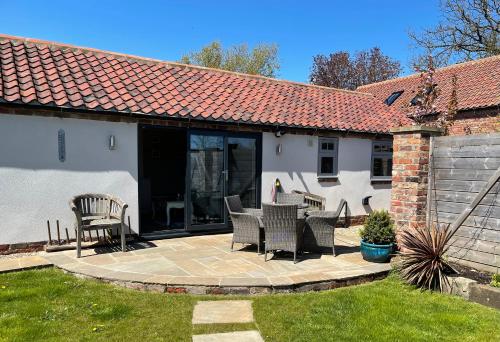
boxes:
[317,137,339,178]
[371,140,393,181]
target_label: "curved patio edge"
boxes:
[54,263,391,295]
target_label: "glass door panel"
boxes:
[188,134,225,226]
[187,131,261,231]
[227,137,257,208]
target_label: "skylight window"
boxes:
[384,91,403,106]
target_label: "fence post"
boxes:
[390,125,443,233]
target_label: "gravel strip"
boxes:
[0,251,46,259]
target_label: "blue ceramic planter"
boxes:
[360,240,394,263]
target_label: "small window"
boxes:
[318,137,338,177]
[371,141,393,180]
[384,91,403,106]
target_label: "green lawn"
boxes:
[0,268,499,342]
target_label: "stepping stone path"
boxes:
[192,300,264,342]
[193,330,263,342]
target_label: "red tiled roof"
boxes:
[358,55,500,113]
[0,34,409,133]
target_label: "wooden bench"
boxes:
[69,193,128,258]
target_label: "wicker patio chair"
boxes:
[70,194,128,258]
[224,195,263,253]
[277,192,307,217]
[276,192,305,205]
[303,199,347,256]
[262,203,303,263]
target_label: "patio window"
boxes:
[317,137,338,177]
[371,141,393,180]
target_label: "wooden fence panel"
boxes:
[429,133,500,272]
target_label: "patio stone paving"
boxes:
[0,255,52,273]
[43,226,391,293]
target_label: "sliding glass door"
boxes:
[188,133,225,228]
[227,137,258,209]
[187,131,260,231]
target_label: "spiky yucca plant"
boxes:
[399,224,455,292]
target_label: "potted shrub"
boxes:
[359,210,396,263]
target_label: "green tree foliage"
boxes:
[180,41,280,78]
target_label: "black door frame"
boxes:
[137,124,262,235]
[186,129,262,232]
[137,124,188,234]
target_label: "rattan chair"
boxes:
[276,192,305,205]
[303,199,346,256]
[277,192,308,217]
[224,195,263,253]
[262,203,303,263]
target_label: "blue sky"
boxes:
[1,0,442,82]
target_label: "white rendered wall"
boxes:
[0,114,139,244]
[261,133,391,216]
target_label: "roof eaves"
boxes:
[0,100,393,135]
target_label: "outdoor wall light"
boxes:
[362,196,372,206]
[276,143,282,155]
[274,127,286,138]
[109,135,116,150]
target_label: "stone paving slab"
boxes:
[0,256,52,273]
[43,227,391,293]
[192,300,254,324]
[192,330,264,342]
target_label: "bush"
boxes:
[399,224,453,291]
[491,274,500,288]
[360,210,395,245]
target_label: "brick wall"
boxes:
[448,108,499,135]
[422,107,499,136]
[390,126,442,232]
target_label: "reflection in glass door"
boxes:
[188,134,225,227]
[227,137,257,209]
[187,132,261,231]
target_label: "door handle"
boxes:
[222,170,228,182]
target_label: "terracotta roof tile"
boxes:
[358,56,500,113]
[0,34,410,133]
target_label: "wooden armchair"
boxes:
[70,193,128,258]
